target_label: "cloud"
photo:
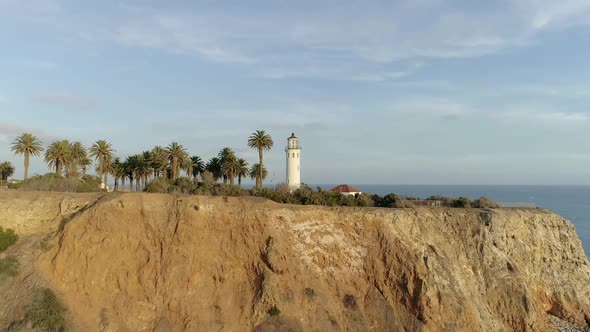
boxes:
[260,63,422,81]
[499,109,589,124]
[0,122,57,144]
[390,98,473,120]
[18,59,57,70]
[114,13,257,64]
[32,93,97,110]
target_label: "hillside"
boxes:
[0,190,589,331]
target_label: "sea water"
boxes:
[316,185,590,258]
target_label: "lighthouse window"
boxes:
[292,153,295,158]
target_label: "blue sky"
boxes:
[1,0,590,185]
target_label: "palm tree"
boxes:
[237,158,249,187]
[125,155,139,192]
[110,158,125,191]
[206,157,223,182]
[79,157,93,174]
[0,161,15,181]
[248,130,273,189]
[150,146,168,177]
[165,142,188,180]
[249,163,268,187]
[44,140,71,176]
[65,141,87,178]
[218,147,236,184]
[135,154,150,191]
[89,140,115,186]
[189,155,205,180]
[10,133,43,180]
[222,154,241,186]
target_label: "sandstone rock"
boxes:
[0,191,588,331]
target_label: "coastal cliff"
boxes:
[0,190,589,331]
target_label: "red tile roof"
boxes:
[329,184,361,193]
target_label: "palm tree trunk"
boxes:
[230,174,235,186]
[129,178,134,192]
[258,148,263,189]
[114,177,119,191]
[103,170,108,191]
[143,175,147,190]
[121,177,126,192]
[24,153,30,180]
[57,162,62,177]
[238,175,242,187]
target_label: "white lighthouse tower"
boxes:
[286,133,301,190]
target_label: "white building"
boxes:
[329,184,362,196]
[285,133,301,190]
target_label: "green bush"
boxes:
[374,193,414,208]
[0,256,19,277]
[145,177,172,193]
[452,197,472,208]
[26,288,67,332]
[0,227,18,253]
[172,177,198,194]
[267,305,281,316]
[18,173,101,193]
[473,196,500,208]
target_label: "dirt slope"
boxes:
[0,191,589,331]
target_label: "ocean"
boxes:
[316,185,590,258]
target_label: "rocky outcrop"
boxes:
[0,191,589,331]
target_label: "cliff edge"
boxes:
[0,190,589,331]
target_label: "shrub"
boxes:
[376,194,415,208]
[18,173,101,193]
[0,227,18,253]
[267,305,281,316]
[304,287,316,299]
[171,177,197,194]
[145,177,172,193]
[452,197,472,208]
[473,196,500,208]
[0,256,19,277]
[26,288,67,332]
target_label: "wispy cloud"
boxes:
[18,59,57,70]
[32,93,97,110]
[498,108,589,124]
[390,98,473,120]
[114,12,257,64]
[0,122,57,144]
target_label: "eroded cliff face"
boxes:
[0,191,589,331]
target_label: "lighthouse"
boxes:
[286,133,301,190]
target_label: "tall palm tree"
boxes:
[141,151,153,185]
[165,142,188,180]
[222,154,241,186]
[189,155,205,181]
[125,155,139,192]
[206,157,223,182]
[135,154,150,191]
[44,140,71,176]
[0,161,15,181]
[66,141,87,178]
[150,146,168,177]
[218,147,236,184]
[10,133,43,180]
[110,158,125,191]
[248,130,273,189]
[89,140,115,186]
[249,163,268,187]
[237,158,249,187]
